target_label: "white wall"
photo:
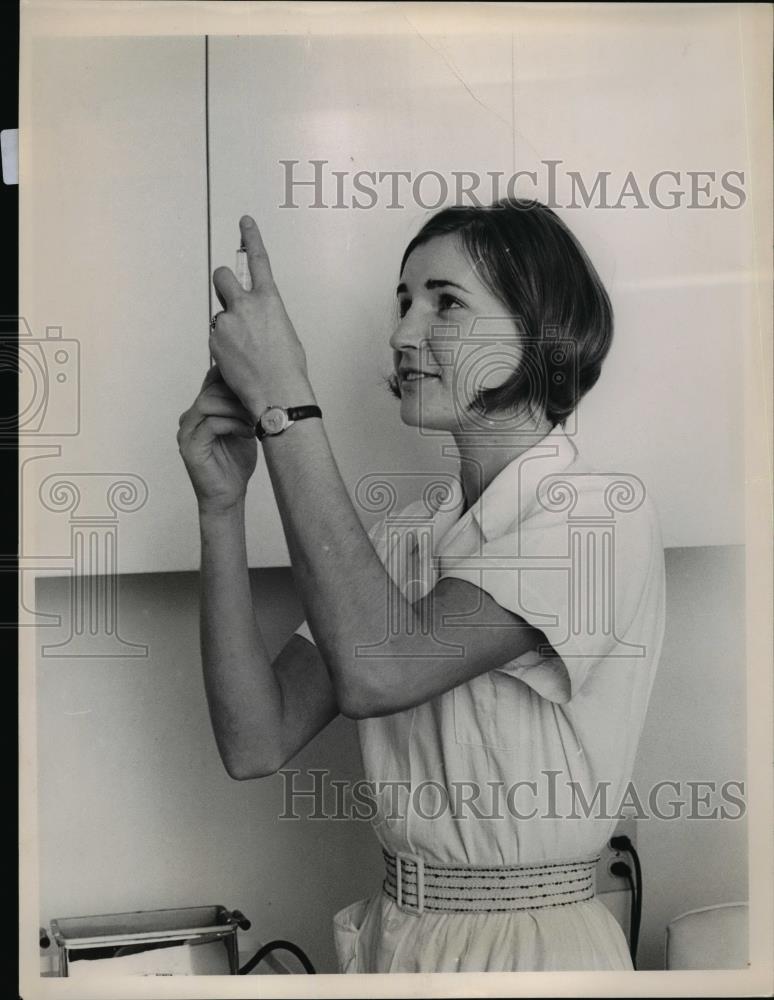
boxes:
[633,545,748,969]
[35,545,747,974]
[35,568,384,975]
[21,8,757,577]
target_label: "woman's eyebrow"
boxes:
[396,279,471,295]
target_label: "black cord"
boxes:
[610,860,637,968]
[626,844,643,966]
[238,939,316,975]
[610,835,643,968]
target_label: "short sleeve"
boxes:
[438,502,661,704]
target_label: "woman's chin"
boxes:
[399,404,456,433]
[399,397,425,424]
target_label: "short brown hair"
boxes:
[388,199,613,426]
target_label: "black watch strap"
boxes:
[256,404,322,440]
[286,404,322,424]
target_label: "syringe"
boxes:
[235,240,253,291]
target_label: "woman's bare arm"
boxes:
[199,501,338,779]
[203,218,550,724]
[262,419,548,719]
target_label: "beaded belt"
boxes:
[382,849,598,915]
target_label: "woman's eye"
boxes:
[398,299,411,319]
[438,293,463,315]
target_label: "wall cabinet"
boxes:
[22,10,753,575]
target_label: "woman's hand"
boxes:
[177,364,258,515]
[209,216,313,420]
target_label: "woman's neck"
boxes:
[453,412,555,513]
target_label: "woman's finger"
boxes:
[190,415,256,441]
[239,216,274,292]
[200,363,224,392]
[201,378,253,413]
[193,392,255,423]
[199,365,250,408]
[179,395,255,441]
[178,411,254,450]
[212,266,244,309]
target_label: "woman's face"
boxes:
[390,234,523,433]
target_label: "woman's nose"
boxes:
[389,310,429,353]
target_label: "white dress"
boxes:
[295,423,666,972]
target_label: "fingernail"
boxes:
[241,216,253,227]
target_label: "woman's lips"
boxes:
[400,371,441,383]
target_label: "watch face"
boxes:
[261,407,288,435]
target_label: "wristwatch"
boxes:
[255,404,322,440]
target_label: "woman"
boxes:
[177,199,666,973]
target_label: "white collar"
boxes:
[428,424,579,550]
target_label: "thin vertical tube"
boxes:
[205,35,213,366]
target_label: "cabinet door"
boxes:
[21,36,211,574]
[22,11,754,577]
[206,31,516,567]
